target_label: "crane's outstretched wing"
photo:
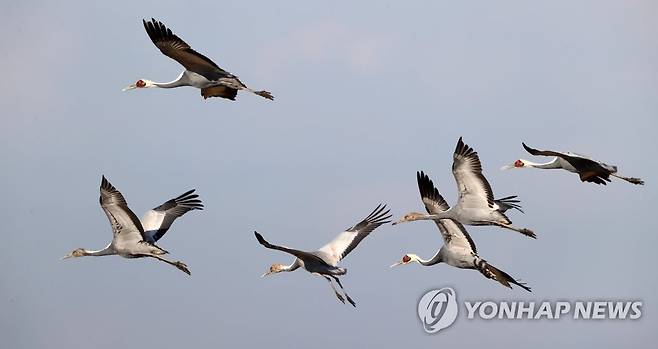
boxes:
[417,171,476,253]
[254,232,328,265]
[522,142,579,159]
[317,204,392,266]
[99,176,146,245]
[143,18,228,81]
[452,137,496,209]
[522,143,613,185]
[141,189,203,243]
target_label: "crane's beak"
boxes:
[390,261,404,268]
[391,218,405,226]
[261,271,272,278]
[501,164,515,170]
[122,84,137,91]
[60,253,73,260]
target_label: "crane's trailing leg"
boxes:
[494,222,537,239]
[611,174,644,185]
[331,276,356,307]
[243,87,273,100]
[217,77,274,100]
[322,275,345,304]
[149,254,191,275]
[253,90,274,100]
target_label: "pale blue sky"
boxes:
[1,1,656,348]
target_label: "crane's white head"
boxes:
[261,263,286,277]
[61,248,86,260]
[390,254,419,267]
[392,212,425,225]
[501,159,526,170]
[122,79,156,91]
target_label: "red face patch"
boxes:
[514,159,523,167]
[402,255,411,263]
[136,79,146,88]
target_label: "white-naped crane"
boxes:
[123,18,273,101]
[391,172,531,292]
[255,204,391,307]
[393,138,536,239]
[62,176,203,275]
[502,142,644,186]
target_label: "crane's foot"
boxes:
[520,228,537,239]
[175,261,191,275]
[334,292,346,304]
[256,90,274,100]
[627,177,644,185]
[345,294,356,307]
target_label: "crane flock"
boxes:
[61,18,645,306]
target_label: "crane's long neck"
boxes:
[423,208,455,221]
[150,71,188,89]
[153,81,185,89]
[523,158,562,169]
[152,80,185,89]
[283,259,301,272]
[84,244,115,257]
[412,252,443,266]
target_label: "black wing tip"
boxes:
[100,175,115,191]
[174,189,204,210]
[456,136,464,151]
[350,204,392,231]
[176,188,200,199]
[180,188,196,195]
[522,142,540,155]
[254,231,270,247]
[368,203,392,224]
[416,170,435,196]
[143,18,175,43]
[144,18,162,26]
[454,136,476,158]
[417,171,446,207]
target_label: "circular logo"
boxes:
[417,287,459,333]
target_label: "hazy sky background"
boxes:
[1,1,656,347]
